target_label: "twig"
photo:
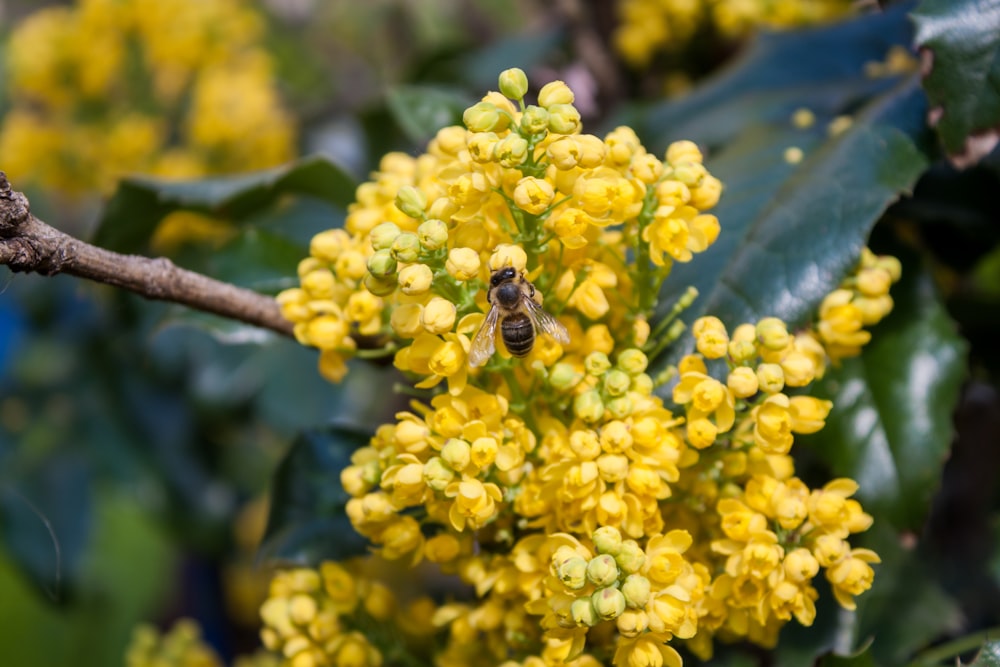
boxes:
[0,172,294,338]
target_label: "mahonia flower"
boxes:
[125,619,224,667]
[0,0,295,196]
[613,0,855,69]
[270,70,894,666]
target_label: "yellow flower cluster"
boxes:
[125,618,223,667]
[0,0,295,195]
[815,248,902,363]
[271,70,889,666]
[614,0,854,69]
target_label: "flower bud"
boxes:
[391,232,421,263]
[467,132,499,163]
[614,540,646,574]
[547,103,582,134]
[586,554,620,587]
[520,105,550,134]
[592,587,626,621]
[363,272,397,297]
[603,369,631,397]
[441,438,472,471]
[573,389,605,424]
[398,264,433,295]
[875,254,902,282]
[367,249,397,278]
[757,317,791,350]
[498,68,529,100]
[390,303,423,338]
[621,574,651,608]
[495,134,529,167]
[549,362,583,391]
[616,348,648,375]
[606,396,633,419]
[556,556,589,590]
[395,185,427,219]
[666,140,703,165]
[538,80,575,107]
[370,222,402,250]
[616,609,649,638]
[571,598,599,627]
[463,101,501,132]
[593,526,623,555]
[756,363,785,394]
[489,244,528,272]
[421,297,457,334]
[417,219,449,251]
[513,176,555,215]
[446,247,481,281]
[585,352,612,376]
[728,339,757,365]
[727,366,759,398]
[422,457,454,491]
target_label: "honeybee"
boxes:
[468,266,570,367]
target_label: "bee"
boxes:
[468,266,570,367]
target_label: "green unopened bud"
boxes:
[630,374,653,395]
[417,219,449,251]
[621,574,651,608]
[573,389,604,424]
[593,526,623,556]
[463,101,501,132]
[606,396,633,419]
[422,457,455,491]
[363,272,397,296]
[586,554,620,587]
[756,317,790,350]
[603,369,631,397]
[671,162,707,187]
[498,68,529,100]
[728,339,757,365]
[547,103,581,134]
[391,232,421,263]
[592,587,626,621]
[370,222,402,251]
[441,438,471,471]
[616,348,648,375]
[520,105,550,135]
[366,249,397,278]
[538,80,575,108]
[549,362,583,391]
[614,540,646,574]
[570,598,599,627]
[584,352,611,376]
[395,185,427,219]
[557,556,589,590]
[495,134,529,167]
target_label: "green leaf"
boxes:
[93,155,357,254]
[816,645,878,667]
[808,255,967,531]
[912,0,1000,160]
[386,85,472,144]
[259,427,370,566]
[634,3,932,370]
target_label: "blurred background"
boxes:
[1,1,999,666]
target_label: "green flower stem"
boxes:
[501,365,538,433]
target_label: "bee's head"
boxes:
[491,266,518,287]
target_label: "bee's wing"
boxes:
[525,299,570,344]
[467,305,501,367]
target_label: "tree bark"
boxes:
[0,172,294,338]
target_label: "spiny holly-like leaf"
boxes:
[93,156,356,254]
[808,255,967,531]
[258,427,369,566]
[913,0,1000,166]
[632,3,931,371]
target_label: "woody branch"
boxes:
[0,172,294,338]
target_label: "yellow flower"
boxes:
[446,248,482,281]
